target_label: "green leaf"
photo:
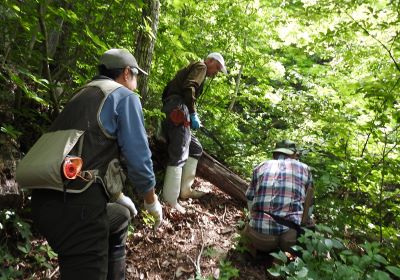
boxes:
[84,26,108,50]
[373,254,388,265]
[386,266,400,277]
[331,238,344,249]
[270,251,288,263]
[370,270,391,280]
[267,267,281,277]
[324,238,333,250]
[17,243,31,254]
[341,250,354,256]
[316,224,334,234]
[295,267,308,278]
[12,5,21,12]
[1,125,22,139]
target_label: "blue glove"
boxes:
[190,113,201,130]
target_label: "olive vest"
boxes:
[16,78,124,197]
[50,79,122,192]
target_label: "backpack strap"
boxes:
[264,211,304,236]
[84,79,122,96]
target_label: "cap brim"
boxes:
[273,148,295,155]
[220,66,227,74]
[136,66,148,76]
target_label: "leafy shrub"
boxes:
[268,225,400,280]
[0,210,57,279]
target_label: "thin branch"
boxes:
[379,132,388,244]
[187,217,206,276]
[229,63,243,111]
[38,1,59,115]
[344,10,400,73]
[49,266,59,279]
[195,217,205,276]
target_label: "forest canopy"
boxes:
[1,0,399,278]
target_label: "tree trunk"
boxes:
[134,0,160,104]
[197,152,248,205]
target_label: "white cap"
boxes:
[207,52,227,74]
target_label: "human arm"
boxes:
[181,62,207,114]
[113,91,155,193]
[100,88,162,228]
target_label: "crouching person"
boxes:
[243,140,314,257]
[17,49,163,279]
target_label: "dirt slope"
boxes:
[126,179,273,280]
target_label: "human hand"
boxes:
[144,198,163,231]
[190,113,201,130]
[116,193,138,217]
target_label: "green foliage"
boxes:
[140,209,156,229]
[268,225,400,280]
[217,260,240,280]
[0,124,22,140]
[202,246,218,258]
[0,210,57,279]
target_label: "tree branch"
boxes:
[38,1,59,115]
[344,10,400,73]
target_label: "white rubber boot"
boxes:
[162,166,186,213]
[180,157,206,199]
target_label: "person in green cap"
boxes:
[243,140,314,257]
[18,49,162,279]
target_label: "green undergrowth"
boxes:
[268,225,400,280]
[0,209,57,280]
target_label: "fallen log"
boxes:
[196,152,247,205]
[150,137,248,206]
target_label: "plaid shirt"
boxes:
[246,156,313,235]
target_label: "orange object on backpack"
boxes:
[62,156,83,180]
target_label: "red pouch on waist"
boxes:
[170,108,189,127]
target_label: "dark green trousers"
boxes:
[32,184,130,280]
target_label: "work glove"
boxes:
[144,198,163,231]
[190,113,201,130]
[116,193,138,218]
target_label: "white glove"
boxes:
[144,198,163,231]
[116,193,138,217]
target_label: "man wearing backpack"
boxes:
[161,52,227,213]
[18,49,162,279]
[244,140,314,256]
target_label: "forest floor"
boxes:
[24,178,278,280]
[125,178,276,280]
